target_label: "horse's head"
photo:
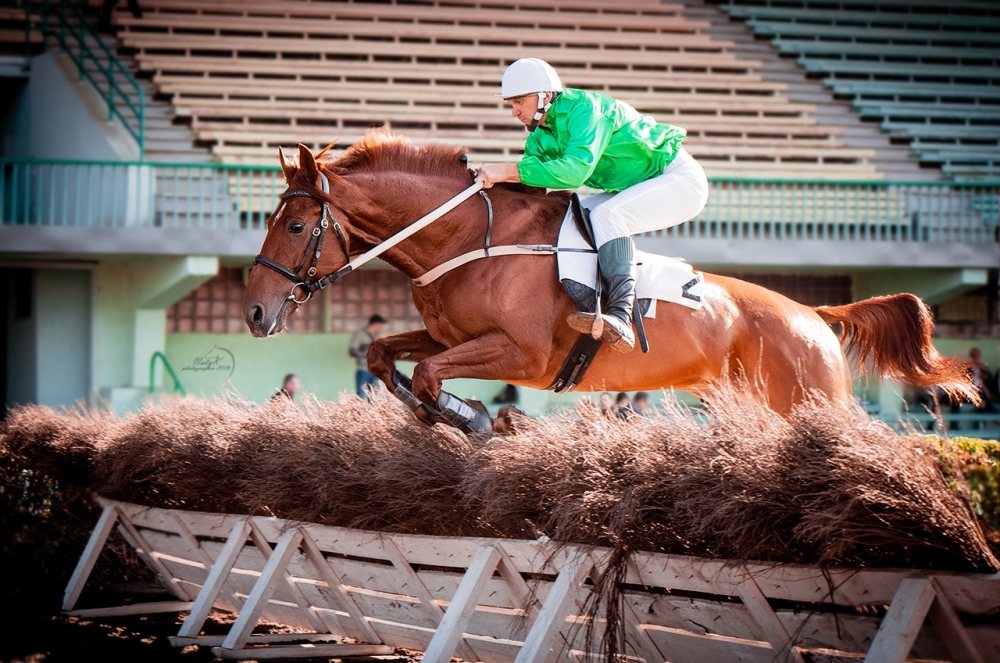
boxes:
[245,130,485,337]
[244,143,356,337]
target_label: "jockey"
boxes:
[476,58,709,353]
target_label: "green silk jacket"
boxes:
[516,87,687,192]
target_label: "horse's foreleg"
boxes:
[411,332,535,406]
[367,330,453,427]
[367,330,448,389]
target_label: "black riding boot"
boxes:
[566,237,637,353]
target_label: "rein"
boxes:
[253,173,485,304]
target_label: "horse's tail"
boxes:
[813,293,979,404]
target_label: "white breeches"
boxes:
[582,147,709,247]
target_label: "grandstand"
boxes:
[719,0,1000,180]
[103,0,887,179]
[0,0,997,420]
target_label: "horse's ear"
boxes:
[297,143,319,184]
[278,146,297,184]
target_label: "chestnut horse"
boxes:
[244,132,974,430]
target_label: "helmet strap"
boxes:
[527,91,556,132]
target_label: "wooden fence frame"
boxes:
[62,497,1000,663]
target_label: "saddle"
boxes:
[547,195,706,393]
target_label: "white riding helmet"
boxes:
[497,58,563,99]
[497,58,563,131]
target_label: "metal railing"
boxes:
[149,351,185,396]
[0,159,280,229]
[29,0,145,158]
[0,158,998,244]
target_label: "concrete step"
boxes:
[65,11,215,163]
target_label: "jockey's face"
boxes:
[507,92,552,127]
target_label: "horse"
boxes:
[244,130,975,431]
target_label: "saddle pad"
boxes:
[557,207,706,317]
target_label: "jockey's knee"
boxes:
[590,206,631,246]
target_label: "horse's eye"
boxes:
[289,222,304,234]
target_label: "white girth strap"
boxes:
[413,245,555,287]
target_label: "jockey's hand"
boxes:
[476,163,520,189]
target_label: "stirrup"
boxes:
[566,311,604,340]
[566,312,635,352]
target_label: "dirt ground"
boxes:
[0,585,416,663]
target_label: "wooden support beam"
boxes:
[170,512,245,611]
[64,601,195,618]
[221,528,304,651]
[211,643,394,660]
[176,520,251,640]
[737,569,806,663]
[170,633,345,648]
[298,527,383,644]
[423,545,502,663]
[863,578,936,663]
[248,521,330,636]
[926,577,985,663]
[621,592,667,663]
[514,550,593,663]
[382,536,479,662]
[496,544,541,621]
[115,510,193,601]
[62,504,119,611]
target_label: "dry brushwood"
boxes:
[1,388,996,573]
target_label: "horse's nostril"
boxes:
[252,305,263,325]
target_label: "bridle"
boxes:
[253,172,351,305]
[253,170,490,305]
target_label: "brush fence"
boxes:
[64,497,999,663]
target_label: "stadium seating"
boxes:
[721,0,1000,181]
[98,0,884,179]
[0,4,42,58]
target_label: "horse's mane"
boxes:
[320,129,471,180]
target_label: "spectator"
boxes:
[350,315,386,398]
[969,348,996,412]
[615,392,632,420]
[272,373,300,401]
[599,391,615,418]
[632,392,649,416]
[492,384,519,405]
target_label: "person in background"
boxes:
[615,392,633,420]
[272,373,300,401]
[968,348,996,412]
[492,383,520,405]
[599,391,615,418]
[350,314,386,398]
[632,392,649,416]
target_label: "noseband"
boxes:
[253,172,351,304]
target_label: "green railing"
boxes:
[0,158,998,243]
[149,351,185,396]
[0,159,281,229]
[28,0,145,158]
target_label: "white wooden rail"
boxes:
[63,497,1000,663]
